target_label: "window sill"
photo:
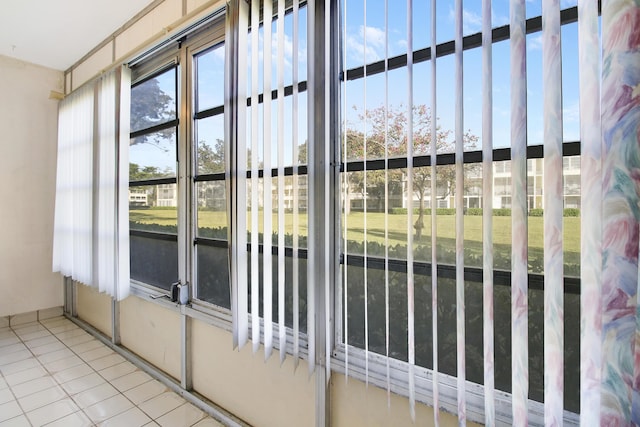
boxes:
[330,344,580,426]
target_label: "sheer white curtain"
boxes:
[53,84,94,286]
[96,67,131,300]
[53,66,131,301]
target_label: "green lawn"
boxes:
[131,208,580,274]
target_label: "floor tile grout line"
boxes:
[7,318,107,426]
[5,320,58,426]
[38,318,139,426]
[40,317,170,425]
[4,318,219,427]
[3,320,73,427]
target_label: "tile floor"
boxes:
[0,316,223,427]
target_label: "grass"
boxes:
[131,207,580,273]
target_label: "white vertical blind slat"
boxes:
[406,0,415,419]
[363,0,370,386]
[263,0,274,360]
[276,0,287,365]
[324,0,331,384]
[454,0,466,423]
[291,0,300,369]
[342,0,350,383]
[578,0,602,422]
[542,0,564,423]
[237,0,250,349]
[430,0,439,423]
[250,0,261,354]
[383,0,391,407]
[510,0,529,424]
[481,0,495,424]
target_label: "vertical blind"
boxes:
[53,66,131,301]
[227,0,315,371]
[337,0,640,424]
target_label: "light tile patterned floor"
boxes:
[0,317,223,427]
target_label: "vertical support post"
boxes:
[181,307,192,390]
[71,281,77,318]
[111,299,121,345]
[177,20,193,392]
[307,0,334,424]
[64,276,76,317]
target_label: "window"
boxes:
[338,0,582,419]
[127,3,311,347]
[129,65,179,290]
[193,42,231,308]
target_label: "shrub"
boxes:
[493,208,511,216]
[564,208,580,217]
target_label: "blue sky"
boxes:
[343,0,581,151]
[131,0,582,172]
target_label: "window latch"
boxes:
[170,280,189,305]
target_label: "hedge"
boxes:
[387,207,580,217]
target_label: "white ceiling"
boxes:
[0,0,156,71]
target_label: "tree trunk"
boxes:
[414,190,425,240]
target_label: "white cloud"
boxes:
[492,10,509,27]
[346,25,387,62]
[528,34,543,50]
[463,9,483,34]
[561,0,577,8]
[563,99,579,123]
[247,30,307,70]
[447,7,496,35]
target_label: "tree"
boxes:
[130,79,175,137]
[345,104,479,239]
[129,163,166,180]
[130,77,176,159]
[197,139,225,174]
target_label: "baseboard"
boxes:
[1,306,64,327]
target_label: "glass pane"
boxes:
[196,44,225,112]
[526,31,543,146]
[129,184,178,232]
[196,115,225,175]
[563,155,580,277]
[130,67,177,133]
[130,235,178,290]
[196,244,230,308]
[130,128,177,178]
[245,252,308,332]
[196,181,227,238]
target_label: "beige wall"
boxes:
[0,54,64,317]
[331,373,479,427]
[77,284,112,338]
[192,320,315,427]
[119,295,181,380]
[67,0,225,92]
